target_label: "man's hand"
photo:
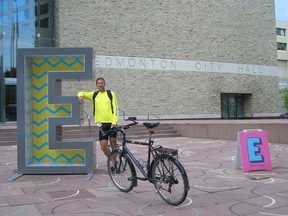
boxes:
[78,96,84,104]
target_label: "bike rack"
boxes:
[80,109,126,136]
[119,109,126,120]
[79,110,92,137]
[148,113,160,120]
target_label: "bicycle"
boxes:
[100,117,190,205]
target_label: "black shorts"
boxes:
[99,123,117,141]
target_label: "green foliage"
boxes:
[283,88,288,110]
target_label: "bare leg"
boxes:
[109,137,118,167]
[100,138,117,168]
[100,140,110,157]
[99,137,117,157]
[109,137,117,150]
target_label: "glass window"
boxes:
[221,94,245,119]
[0,0,55,122]
[40,3,48,15]
[277,42,287,51]
[2,0,8,11]
[35,3,48,16]
[39,17,48,27]
[13,0,28,8]
[1,15,9,25]
[276,28,286,36]
[14,9,29,22]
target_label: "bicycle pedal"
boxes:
[128,176,136,181]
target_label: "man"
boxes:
[77,77,118,158]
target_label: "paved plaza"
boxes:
[0,136,288,216]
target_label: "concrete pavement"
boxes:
[0,135,288,216]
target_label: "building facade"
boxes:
[276,21,288,78]
[0,0,55,122]
[277,21,288,76]
[0,0,282,122]
[277,21,288,113]
[56,0,280,119]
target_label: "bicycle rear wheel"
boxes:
[107,150,136,192]
[151,154,189,205]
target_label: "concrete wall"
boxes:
[54,0,280,119]
[172,120,288,144]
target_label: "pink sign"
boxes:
[238,130,272,172]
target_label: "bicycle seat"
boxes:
[143,122,160,129]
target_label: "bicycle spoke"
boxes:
[107,150,135,192]
[151,155,189,205]
[104,118,189,206]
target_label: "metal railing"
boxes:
[79,110,92,137]
[148,113,160,119]
[79,109,126,137]
[118,109,125,120]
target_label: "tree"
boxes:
[283,88,288,110]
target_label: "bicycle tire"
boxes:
[151,154,189,205]
[107,150,136,192]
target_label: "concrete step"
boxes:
[0,128,17,146]
[125,133,182,140]
[0,128,17,136]
[0,123,181,145]
[60,125,181,140]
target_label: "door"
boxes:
[221,94,244,119]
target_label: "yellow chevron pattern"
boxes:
[31,56,85,164]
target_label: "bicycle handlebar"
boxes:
[122,117,138,129]
[100,117,139,136]
[99,117,160,136]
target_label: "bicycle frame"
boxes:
[107,118,190,205]
[120,129,157,180]
[103,118,180,182]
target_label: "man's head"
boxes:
[96,77,106,92]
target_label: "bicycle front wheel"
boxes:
[151,155,189,205]
[107,150,136,192]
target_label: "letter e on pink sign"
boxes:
[239,130,272,172]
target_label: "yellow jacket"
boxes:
[77,91,118,125]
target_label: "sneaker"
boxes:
[114,161,119,169]
[110,166,115,173]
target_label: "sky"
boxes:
[275,0,288,21]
